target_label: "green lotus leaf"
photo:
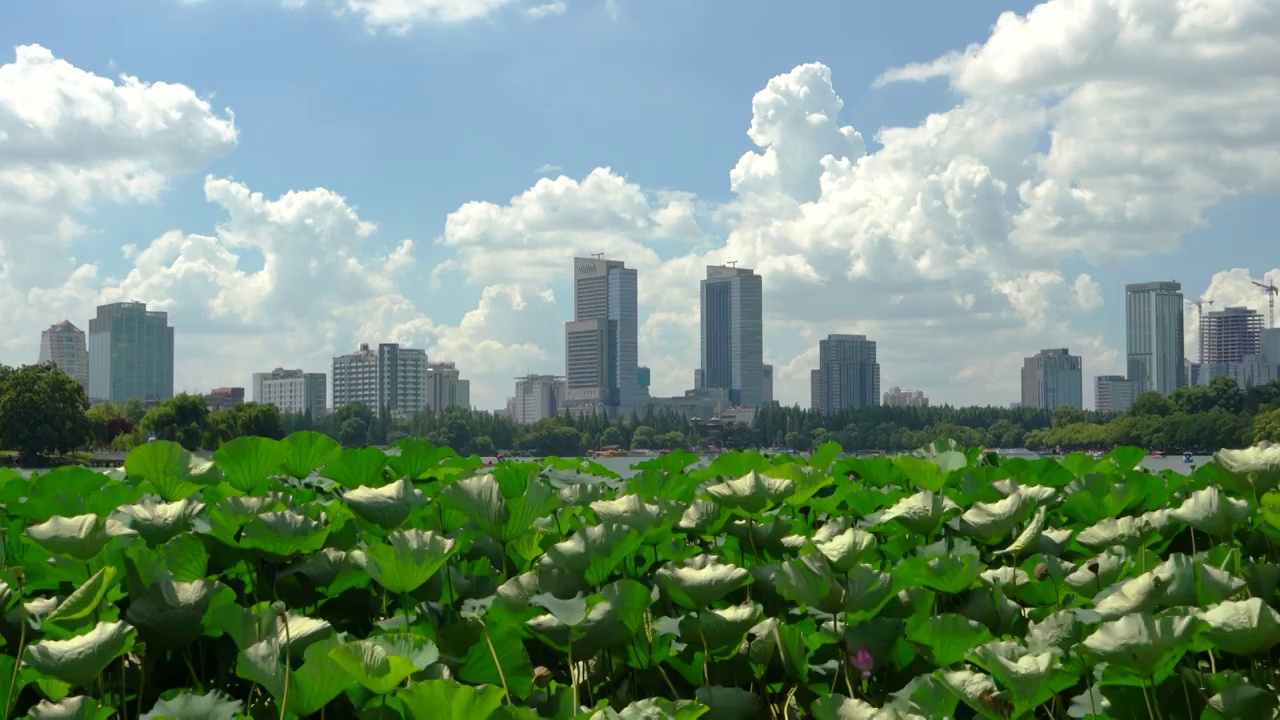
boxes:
[530,592,589,626]
[440,473,559,544]
[113,497,206,546]
[1214,442,1280,495]
[1059,472,1155,524]
[1063,547,1131,598]
[693,686,761,720]
[655,554,751,609]
[536,523,642,597]
[280,430,343,480]
[1081,613,1203,683]
[590,494,681,537]
[526,579,652,661]
[676,501,730,536]
[351,528,456,594]
[1026,609,1095,656]
[906,614,993,667]
[24,620,137,687]
[878,491,959,536]
[603,698,710,720]
[811,695,925,720]
[319,447,389,489]
[126,572,236,650]
[1094,554,1246,619]
[843,563,897,622]
[1034,527,1076,557]
[1075,515,1159,553]
[885,672,960,719]
[894,543,985,595]
[1198,597,1280,656]
[17,465,142,524]
[212,436,290,493]
[938,669,1015,719]
[703,470,794,514]
[745,617,808,681]
[329,635,440,694]
[966,642,1077,717]
[813,521,878,573]
[678,603,762,658]
[238,510,330,561]
[141,690,245,720]
[1170,486,1251,536]
[26,514,138,560]
[1067,683,1111,719]
[124,440,223,501]
[44,566,118,628]
[344,477,427,529]
[27,695,114,720]
[1201,671,1280,720]
[395,679,505,720]
[207,601,335,659]
[237,635,354,716]
[957,491,1036,542]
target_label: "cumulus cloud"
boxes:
[1188,268,1280,361]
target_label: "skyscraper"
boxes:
[39,320,88,389]
[1200,306,1263,364]
[253,368,327,420]
[810,334,880,413]
[88,302,174,404]
[425,362,470,412]
[1020,349,1083,410]
[1126,282,1186,395]
[700,265,764,407]
[564,256,641,413]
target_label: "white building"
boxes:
[1125,281,1186,394]
[1095,375,1137,413]
[332,343,427,418]
[883,386,929,407]
[425,361,471,413]
[512,374,566,424]
[40,320,89,389]
[253,368,326,420]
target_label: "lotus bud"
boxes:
[533,666,553,688]
[849,648,874,679]
[1034,562,1049,581]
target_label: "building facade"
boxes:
[1126,281,1186,395]
[331,343,427,418]
[1200,306,1263,364]
[883,386,929,407]
[425,361,470,412]
[810,334,880,413]
[700,265,765,407]
[512,374,566,424]
[762,364,773,405]
[253,368,327,419]
[39,320,88,389]
[564,257,643,414]
[1095,375,1137,413]
[1264,329,1280,381]
[206,387,245,411]
[1021,349,1083,410]
[87,302,174,404]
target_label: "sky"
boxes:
[1,0,1279,412]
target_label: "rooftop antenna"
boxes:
[725,260,738,268]
[591,252,605,260]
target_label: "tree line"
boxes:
[3,360,1278,462]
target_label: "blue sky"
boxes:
[2,0,1278,409]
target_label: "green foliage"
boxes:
[0,362,90,458]
[4,437,1280,718]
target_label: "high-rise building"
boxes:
[206,387,245,411]
[253,368,327,420]
[700,265,764,407]
[1126,282,1186,395]
[810,334,880,413]
[88,301,174,404]
[39,320,88,389]
[512,374,566,424]
[1021,348,1083,410]
[425,362,470,412]
[1263,329,1280,381]
[1200,306,1263,364]
[883,387,929,407]
[564,256,642,414]
[1095,375,1137,413]
[762,364,774,405]
[331,343,426,418]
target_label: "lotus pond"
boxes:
[4,436,1280,719]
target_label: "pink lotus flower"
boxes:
[849,648,874,679]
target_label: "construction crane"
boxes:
[1253,280,1278,329]
[1186,299,1215,363]
[1185,298,1215,315]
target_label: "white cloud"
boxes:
[247,0,525,31]
[1188,268,1280,361]
[525,1,566,19]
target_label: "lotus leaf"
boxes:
[1080,613,1203,683]
[329,635,440,693]
[238,634,354,716]
[27,695,114,720]
[395,679,504,720]
[1198,597,1280,655]
[26,514,138,560]
[24,621,137,687]
[124,440,222,501]
[344,477,427,529]
[878,491,959,535]
[112,497,205,546]
[351,528,456,594]
[140,690,245,720]
[703,470,794,514]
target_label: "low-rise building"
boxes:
[1095,375,1137,413]
[206,387,245,411]
[252,368,327,420]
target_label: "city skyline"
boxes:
[3,1,1278,412]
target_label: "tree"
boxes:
[86,401,134,446]
[1131,392,1172,417]
[1051,406,1087,429]
[1251,408,1280,443]
[630,425,656,450]
[0,363,91,458]
[140,394,211,451]
[208,403,285,446]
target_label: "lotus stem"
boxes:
[279,613,293,720]
[482,625,511,705]
[5,592,26,720]
[568,636,580,710]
